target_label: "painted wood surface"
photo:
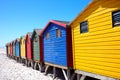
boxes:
[8,43,10,55]
[12,41,16,57]
[71,0,120,79]
[20,37,26,59]
[6,44,8,55]
[15,39,20,57]
[10,43,13,56]
[42,20,73,67]
[33,35,40,61]
[26,34,33,60]
[32,29,41,62]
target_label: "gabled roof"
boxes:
[40,20,70,35]
[5,43,8,46]
[53,20,70,25]
[6,42,10,46]
[10,42,12,45]
[20,36,25,40]
[34,29,42,35]
[26,32,32,38]
[32,29,42,38]
[15,38,20,43]
[12,40,16,44]
[69,0,96,25]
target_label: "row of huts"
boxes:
[6,0,120,80]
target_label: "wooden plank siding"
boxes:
[6,44,8,55]
[43,25,67,66]
[15,39,20,57]
[33,36,40,61]
[10,43,13,56]
[66,27,73,68]
[32,29,42,62]
[12,41,16,57]
[20,37,26,59]
[8,43,10,55]
[71,0,120,79]
[42,20,73,68]
[26,33,33,60]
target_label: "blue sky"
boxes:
[0,0,90,47]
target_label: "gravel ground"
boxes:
[0,48,53,80]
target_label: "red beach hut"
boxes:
[26,32,33,67]
[10,42,13,58]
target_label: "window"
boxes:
[56,29,61,38]
[80,21,88,33]
[112,10,120,27]
[46,33,50,40]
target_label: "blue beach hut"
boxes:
[15,38,21,61]
[41,20,73,79]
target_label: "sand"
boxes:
[0,48,53,80]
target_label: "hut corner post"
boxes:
[44,65,49,75]
[62,69,71,80]
[26,60,33,67]
[33,62,43,72]
[44,63,71,80]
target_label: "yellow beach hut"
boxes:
[70,0,120,79]
[20,36,26,64]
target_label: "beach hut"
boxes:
[26,32,33,67]
[41,20,73,79]
[15,38,21,62]
[5,43,8,57]
[12,40,16,59]
[32,29,43,70]
[7,43,11,57]
[20,36,26,63]
[10,42,13,58]
[70,0,120,79]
